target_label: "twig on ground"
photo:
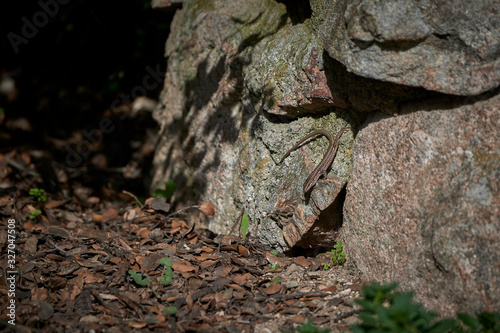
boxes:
[5,156,40,177]
[167,205,200,217]
[122,190,143,208]
[46,237,69,256]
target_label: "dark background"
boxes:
[1,0,175,196]
[1,0,172,139]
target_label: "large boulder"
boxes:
[342,92,500,316]
[314,0,500,96]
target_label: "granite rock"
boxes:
[151,0,500,316]
[342,91,500,316]
[315,0,500,95]
[151,0,356,246]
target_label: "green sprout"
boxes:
[155,180,177,199]
[128,269,149,286]
[269,262,280,270]
[294,320,330,333]
[29,209,42,220]
[163,306,178,315]
[330,241,346,265]
[29,188,47,202]
[241,213,249,239]
[159,258,174,286]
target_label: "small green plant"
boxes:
[273,277,281,284]
[29,209,42,220]
[29,188,47,219]
[163,306,178,315]
[352,282,442,333]
[330,241,346,265]
[29,188,47,202]
[323,263,331,270]
[271,249,279,256]
[154,180,177,199]
[159,258,174,285]
[294,320,330,333]
[351,282,500,333]
[241,213,249,239]
[269,262,280,270]
[455,312,500,332]
[128,269,149,286]
[160,257,172,267]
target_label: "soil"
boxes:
[0,118,365,332]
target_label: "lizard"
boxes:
[279,126,349,193]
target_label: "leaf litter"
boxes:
[0,153,366,333]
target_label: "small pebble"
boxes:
[336,288,352,297]
[343,298,355,307]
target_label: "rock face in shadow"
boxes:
[151,0,359,248]
[151,0,500,316]
[314,0,500,95]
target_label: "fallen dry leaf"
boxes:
[265,283,282,295]
[198,201,216,216]
[24,235,38,253]
[200,260,217,270]
[172,260,196,273]
[266,252,289,267]
[293,256,311,268]
[148,197,171,213]
[233,273,252,285]
[321,286,337,294]
[47,226,71,239]
[238,244,250,257]
[44,200,67,209]
[92,214,103,222]
[102,208,119,222]
[171,219,188,229]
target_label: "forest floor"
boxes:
[0,97,365,333]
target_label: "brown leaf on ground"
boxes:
[172,260,197,273]
[47,226,71,239]
[199,201,216,216]
[266,251,289,267]
[44,200,67,209]
[233,272,252,285]
[266,283,283,295]
[24,235,38,253]
[294,256,311,268]
[147,197,171,213]
[102,208,119,222]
